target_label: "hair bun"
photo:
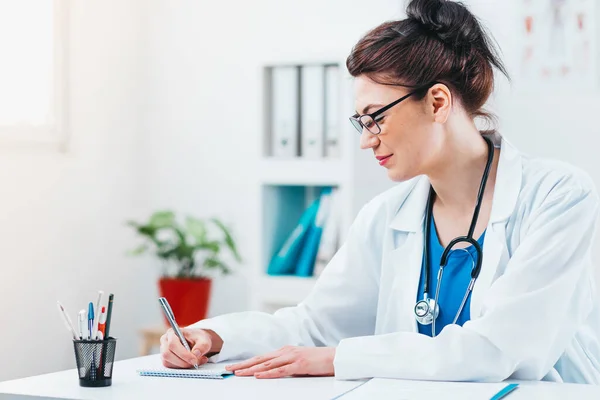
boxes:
[406,0,479,46]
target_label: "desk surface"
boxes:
[0,355,362,400]
[1,355,599,400]
[342,377,600,399]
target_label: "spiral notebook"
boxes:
[137,366,234,380]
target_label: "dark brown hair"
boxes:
[346,0,509,126]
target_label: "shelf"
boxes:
[254,275,319,306]
[258,158,346,185]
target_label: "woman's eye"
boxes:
[375,116,385,124]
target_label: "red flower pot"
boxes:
[158,277,212,327]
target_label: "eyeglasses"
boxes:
[349,83,436,135]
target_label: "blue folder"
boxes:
[295,188,332,277]
[267,199,320,276]
[295,220,323,277]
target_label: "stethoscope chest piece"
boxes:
[414,296,439,325]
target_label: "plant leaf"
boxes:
[156,247,175,259]
[149,211,175,229]
[186,217,207,243]
[138,226,157,237]
[126,212,240,278]
[195,241,219,253]
[171,226,188,246]
[204,257,231,274]
[211,218,241,261]
[127,244,148,256]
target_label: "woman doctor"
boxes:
[160,0,600,384]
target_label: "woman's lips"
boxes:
[376,154,393,166]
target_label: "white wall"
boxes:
[467,0,600,268]
[0,0,160,381]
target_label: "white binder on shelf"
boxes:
[270,66,300,158]
[324,65,341,158]
[300,65,325,158]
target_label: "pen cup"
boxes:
[72,337,117,387]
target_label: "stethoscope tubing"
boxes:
[421,136,495,336]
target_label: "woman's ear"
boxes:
[428,83,452,123]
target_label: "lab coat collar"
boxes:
[387,176,430,233]
[388,133,522,232]
[489,134,522,223]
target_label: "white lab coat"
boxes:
[192,134,600,384]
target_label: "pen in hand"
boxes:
[158,297,199,369]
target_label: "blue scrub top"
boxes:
[417,216,486,337]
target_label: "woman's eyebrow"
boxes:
[357,103,384,114]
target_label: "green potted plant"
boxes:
[126,210,241,326]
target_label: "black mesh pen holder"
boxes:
[72,337,117,387]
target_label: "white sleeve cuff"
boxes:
[187,318,246,363]
[333,336,370,380]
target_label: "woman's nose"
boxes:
[359,129,380,150]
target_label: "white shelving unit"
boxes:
[255,275,320,312]
[251,55,394,312]
[258,159,346,186]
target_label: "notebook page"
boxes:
[340,378,512,400]
[137,364,234,379]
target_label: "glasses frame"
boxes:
[349,82,438,135]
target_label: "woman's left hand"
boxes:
[225,346,336,379]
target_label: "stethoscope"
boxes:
[414,136,494,337]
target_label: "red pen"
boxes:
[97,307,107,339]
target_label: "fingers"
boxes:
[162,356,187,369]
[160,334,189,368]
[191,356,209,366]
[162,354,208,369]
[226,352,279,372]
[225,347,334,379]
[233,354,293,377]
[182,328,212,360]
[254,364,297,379]
[159,329,197,368]
[192,343,211,358]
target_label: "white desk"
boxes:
[0,355,362,400]
[341,377,600,399]
[1,355,599,400]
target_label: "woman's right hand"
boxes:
[160,327,213,368]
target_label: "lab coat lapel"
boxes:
[470,135,522,317]
[387,177,430,333]
[470,223,505,318]
[385,231,424,333]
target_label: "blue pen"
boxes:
[87,302,94,340]
[490,383,519,400]
[87,302,97,381]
